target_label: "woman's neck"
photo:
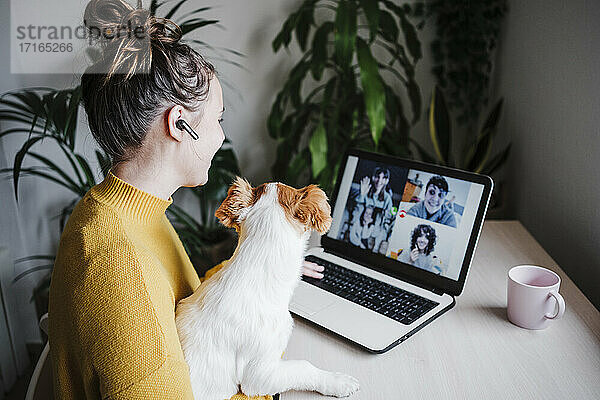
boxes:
[111,160,180,201]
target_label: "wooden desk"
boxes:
[283,221,600,399]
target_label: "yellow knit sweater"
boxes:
[48,171,272,400]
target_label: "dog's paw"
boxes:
[319,372,360,397]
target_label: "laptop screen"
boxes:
[326,154,487,282]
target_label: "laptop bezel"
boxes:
[321,148,493,297]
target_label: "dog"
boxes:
[175,177,360,399]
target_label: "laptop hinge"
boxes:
[322,247,446,296]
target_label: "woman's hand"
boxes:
[302,260,324,279]
[360,176,371,197]
[410,248,419,262]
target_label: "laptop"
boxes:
[289,149,493,353]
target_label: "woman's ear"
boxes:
[215,177,254,229]
[166,105,186,142]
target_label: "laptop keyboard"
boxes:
[302,255,439,325]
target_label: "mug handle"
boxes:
[545,290,565,320]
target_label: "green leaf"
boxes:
[334,0,357,70]
[15,255,55,264]
[55,140,84,187]
[0,96,40,116]
[286,60,311,108]
[273,14,296,51]
[356,38,386,147]
[47,90,69,140]
[467,134,493,173]
[150,0,163,16]
[267,93,284,139]
[74,154,96,189]
[295,1,316,51]
[0,127,41,139]
[465,98,504,171]
[164,0,188,19]
[480,98,504,138]
[286,148,311,185]
[12,91,46,118]
[28,152,81,194]
[428,86,451,165]
[95,150,111,177]
[180,19,219,36]
[309,121,328,178]
[12,136,44,202]
[310,22,334,80]
[382,0,422,61]
[398,9,422,61]
[482,143,511,176]
[12,264,53,283]
[64,86,82,149]
[0,113,43,128]
[358,0,379,42]
[168,203,202,231]
[176,6,213,22]
[322,77,337,107]
[406,78,421,123]
[383,83,409,140]
[378,10,398,42]
[7,167,82,197]
[410,138,436,164]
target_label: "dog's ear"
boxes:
[279,184,332,234]
[215,177,254,229]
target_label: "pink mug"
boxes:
[507,265,566,329]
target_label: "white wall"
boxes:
[496,0,600,308]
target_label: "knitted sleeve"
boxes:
[104,357,195,400]
[76,251,195,399]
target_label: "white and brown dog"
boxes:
[175,177,360,399]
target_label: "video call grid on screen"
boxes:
[328,155,484,281]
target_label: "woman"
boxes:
[47,1,322,399]
[356,167,393,251]
[349,205,376,249]
[398,224,442,274]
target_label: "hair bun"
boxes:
[146,16,182,46]
[83,0,182,81]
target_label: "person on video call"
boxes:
[407,175,457,228]
[349,205,377,249]
[399,224,442,274]
[355,166,393,230]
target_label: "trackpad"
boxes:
[291,283,338,315]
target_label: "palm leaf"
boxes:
[308,120,328,178]
[334,0,357,70]
[428,86,451,165]
[356,37,386,147]
[164,0,188,19]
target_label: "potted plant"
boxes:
[413,86,511,216]
[268,0,423,194]
[407,0,508,134]
[0,0,242,321]
[405,0,510,216]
